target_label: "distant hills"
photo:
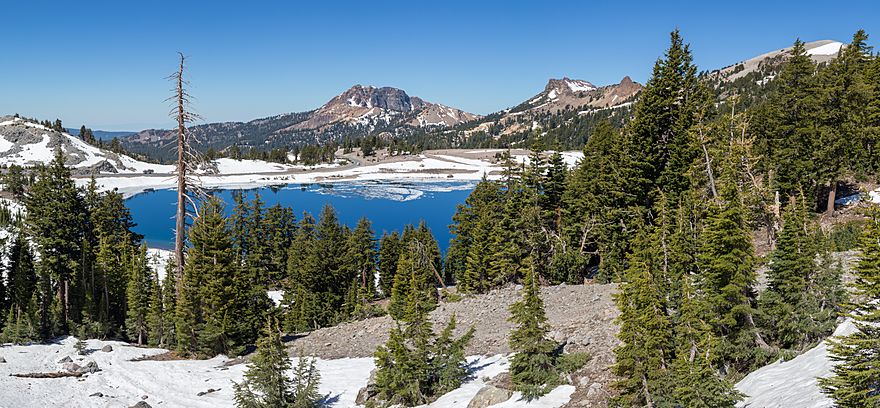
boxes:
[42,39,846,163]
[65,128,135,141]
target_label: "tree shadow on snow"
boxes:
[465,357,496,379]
[318,392,341,407]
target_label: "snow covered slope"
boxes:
[0,337,574,408]
[736,320,857,407]
[0,116,173,174]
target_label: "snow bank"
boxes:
[736,320,857,408]
[0,339,573,408]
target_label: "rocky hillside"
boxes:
[0,116,167,174]
[705,39,843,107]
[424,76,641,148]
[122,86,479,161]
[284,283,621,408]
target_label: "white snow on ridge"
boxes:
[736,320,857,408]
[806,41,843,56]
[0,338,573,408]
[565,79,596,93]
[0,118,172,174]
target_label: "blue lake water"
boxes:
[125,181,476,254]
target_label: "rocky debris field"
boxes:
[285,282,621,407]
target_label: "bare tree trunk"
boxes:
[174,55,187,297]
[826,180,836,216]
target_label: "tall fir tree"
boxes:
[26,150,87,334]
[612,225,676,407]
[508,265,560,400]
[698,171,768,373]
[819,206,880,407]
[125,244,154,345]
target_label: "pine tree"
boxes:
[508,265,559,400]
[290,349,322,407]
[234,317,320,408]
[26,150,87,334]
[754,39,820,199]
[760,195,842,349]
[819,206,880,407]
[670,272,743,407]
[373,269,472,407]
[176,197,248,356]
[611,226,676,407]
[378,231,402,297]
[815,30,873,213]
[5,233,36,315]
[125,244,154,345]
[345,217,377,296]
[624,29,709,209]
[562,121,632,283]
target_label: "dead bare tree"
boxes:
[167,53,205,296]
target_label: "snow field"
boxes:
[0,338,574,408]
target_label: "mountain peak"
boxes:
[544,77,597,94]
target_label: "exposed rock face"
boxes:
[467,384,514,408]
[290,85,479,131]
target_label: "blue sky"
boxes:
[1,1,877,130]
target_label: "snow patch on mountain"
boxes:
[806,41,844,56]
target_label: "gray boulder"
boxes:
[467,384,513,408]
[101,345,113,352]
[129,402,152,408]
[62,362,81,373]
[58,356,72,363]
[0,356,6,363]
[80,361,100,374]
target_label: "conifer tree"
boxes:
[378,231,402,297]
[5,233,36,315]
[508,265,559,400]
[698,172,768,372]
[624,29,709,209]
[234,317,320,408]
[612,226,676,407]
[670,273,743,407]
[373,269,472,407]
[345,217,377,296]
[176,197,251,356]
[753,39,820,199]
[816,30,873,213]
[26,150,87,334]
[125,244,154,345]
[760,195,843,349]
[819,206,880,407]
[562,121,631,283]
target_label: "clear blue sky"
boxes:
[1,0,877,130]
